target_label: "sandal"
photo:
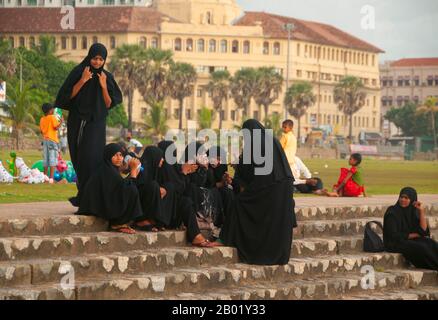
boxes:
[192,240,213,248]
[110,224,136,234]
[132,223,159,232]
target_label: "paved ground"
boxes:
[0,194,437,218]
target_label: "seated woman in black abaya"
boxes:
[137,145,219,247]
[78,143,148,234]
[384,187,438,271]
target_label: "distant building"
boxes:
[0,0,151,8]
[380,58,438,137]
[0,0,384,136]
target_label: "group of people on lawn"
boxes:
[46,43,438,270]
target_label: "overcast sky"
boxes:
[236,0,438,62]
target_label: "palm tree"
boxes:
[144,101,168,142]
[138,48,174,107]
[109,44,145,132]
[35,35,57,57]
[0,39,16,81]
[417,97,438,150]
[206,70,230,129]
[230,68,257,118]
[167,62,197,130]
[284,81,316,141]
[197,106,215,130]
[333,76,367,140]
[253,67,283,125]
[0,82,39,149]
[264,113,283,138]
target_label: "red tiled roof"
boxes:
[0,7,178,33]
[390,58,438,67]
[234,11,384,53]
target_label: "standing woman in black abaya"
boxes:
[55,43,122,207]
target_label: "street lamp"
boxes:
[283,23,294,120]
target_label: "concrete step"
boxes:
[344,286,438,300]
[0,231,186,262]
[292,236,363,257]
[0,252,409,299]
[167,269,438,300]
[295,203,438,221]
[295,217,438,239]
[0,215,108,237]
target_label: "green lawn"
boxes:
[0,150,437,204]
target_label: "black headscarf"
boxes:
[140,146,164,182]
[77,143,142,222]
[158,140,186,194]
[384,187,430,250]
[239,119,293,190]
[183,141,207,164]
[55,43,122,121]
[207,146,228,184]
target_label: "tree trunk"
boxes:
[218,103,223,130]
[263,104,269,126]
[349,113,353,142]
[297,117,301,144]
[127,89,133,132]
[178,98,184,130]
[432,110,437,150]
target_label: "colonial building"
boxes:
[380,58,438,136]
[0,0,384,137]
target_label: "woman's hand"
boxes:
[408,233,421,240]
[97,72,107,89]
[81,67,93,84]
[160,187,167,199]
[413,201,424,212]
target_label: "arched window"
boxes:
[139,37,147,49]
[220,40,227,53]
[71,36,77,50]
[151,37,158,48]
[61,36,67,50]
[232,40,239,53]
[92,36,98,44]
[81,36,87,49]
[186,38,193,52]
[263,41,269,55]
[209,39,216,52]
[19,36,25,47]
[197,39,205,52]
[273,42,280,55]
[29,36,35,48]
[174,38,182,51]
[243,40,250,54]
[9,37,15,48]
[110,36,116,49]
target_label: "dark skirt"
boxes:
[388,237,438,271]
[68,111,106,205]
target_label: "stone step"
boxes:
[295,217,438,239]
[0,215,108,237]
[0,231,186,262]
[0,252,408,298]
[292,236,363,257]
[344,286,438,300]
[167,269,438,300]
[295,204,438,221]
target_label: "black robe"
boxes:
[77,144,143,226]
[384,187,438,271]
[220,119,296,266]
[55,43,123,206]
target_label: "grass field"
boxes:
[1,150,437,204]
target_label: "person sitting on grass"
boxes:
[78,143,150,234]
[384,187,438,271]
[292,156,324,195]
[39,103,63,184]
[324,153,366,197]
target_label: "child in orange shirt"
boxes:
[40,103,62,183]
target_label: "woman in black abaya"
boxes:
[383,187,438,271]
[77,143,143,234]
[218,119,296,265]
[55,43,122,207]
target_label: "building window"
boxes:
[174,38,182,51]
[398,79,404,87]
[19,36,25,47]
[220,40,227,53]
[151,37,158,49]
[71,36,77,50]
[186,38,193,52]
[197,88,203,97]
[61,36,67,50]
[87,0,94,4]
[206,11,212,25]
[209,39,216,53]
[9,37,14,48]
[186,109,192,120]
[414,77,420,86]
[81,36,87,49]
[197,39,205,52]
[110,36,116,49]
[92,36,98,44]
[372,55,375,66]
[232,40,239,53]
[29,36,35,48]
[296,43,300,56]
[263,41,269,55]
[139,37,147,49]
[296,70,302,78]
[435,77,438,86]
[243,41,250,54]
[273,42,280,55]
